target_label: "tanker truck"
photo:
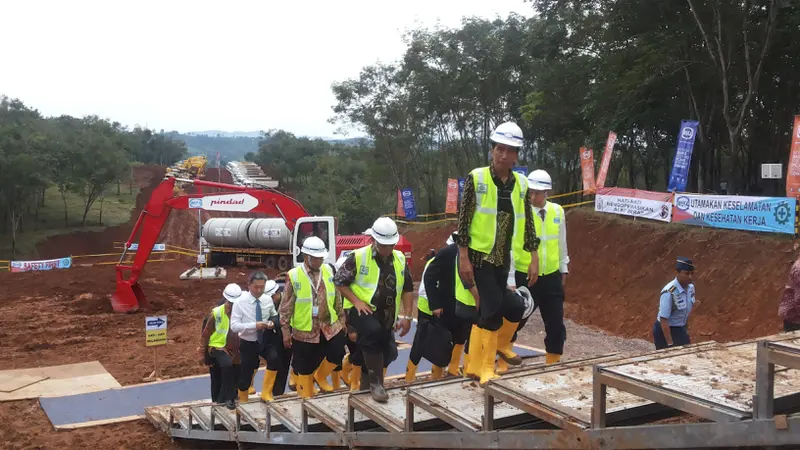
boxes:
[201,217,413,272]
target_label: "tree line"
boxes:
[318,0,799,216]
[0,96,188,257]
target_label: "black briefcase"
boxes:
[421,318,454,368]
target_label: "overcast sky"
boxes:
[1,0,532,138]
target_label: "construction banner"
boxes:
[596,131,617,188]
[786,115,800,197]
[445,178,459,214]
[666,120,699,192]
[400,188,417,220]
[595,187,672,223]
[672,194,796,235]
[580,147,596,193]
[10,257,72,273]
[396,190,404,217]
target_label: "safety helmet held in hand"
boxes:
[223,283,243,303]
[301,236,329,259]
[516,286,536,320]
[446,232,458,246]
[527,169,553,191]
[490,122,524,148]
[371,217,400,246]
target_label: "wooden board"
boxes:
[0,374,47,393]
[0,361,120,402]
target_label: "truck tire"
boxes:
[277,256,290,272]
[265,256,277,269]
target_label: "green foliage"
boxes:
[0,95,187,258]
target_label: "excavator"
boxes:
[111,175,411,313]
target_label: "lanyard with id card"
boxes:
[303,265,323,317]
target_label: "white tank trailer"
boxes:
[201,218,294,269]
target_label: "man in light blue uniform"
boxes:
[653,257,696,350]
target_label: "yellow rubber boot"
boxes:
[448,344,464,376]
[248,372,256,395]
[350,365,361,392]
[341,354,352,386]
[332,370,342,390]
[297,374,314,399]
[288,369,297,391]
[464,325,483,379]
[545,353,561,365]
[405,360,418,383]
[479,329,500,386]
[497,358,509,374]
[238,389,249,403]
[314,360,337,392]
[496,318,522,365]
[430,365,444,380]
[260,370,277,402]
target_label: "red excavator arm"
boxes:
[111,176,310,313]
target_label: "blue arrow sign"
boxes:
[147,317,165,328]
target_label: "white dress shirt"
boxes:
[230,291,278,342]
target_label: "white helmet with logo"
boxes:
[527,169,553,191]
[371,217,400,246]
[490,122,524,148]
[516,286,536,320]
[301,236,329,259]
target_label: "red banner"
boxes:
[445,178,459,214]
[396,190,405,217]
[596,131,617,188]
[580,147,596,193]
[787,115,800,197]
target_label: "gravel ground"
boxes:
[514,310,655,360]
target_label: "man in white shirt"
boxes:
[231,271,280,402]
[508,169,570,367]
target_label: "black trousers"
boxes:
[291,330,347,375]
[238,338,284,391]
[652,321,691,350]
[516,270,566,355]
[209,348,237,403]
[473,262,517,331]
[346,308,399,372]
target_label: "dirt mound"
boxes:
[401,223,457,279]
[36,165,165,258]
[564,209,794,343]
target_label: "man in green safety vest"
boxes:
[510,169,569,366]
[199,283,244,410]
[335,216,413,402]
[455,121,540,386]
[279,236,346,399]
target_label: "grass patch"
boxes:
[0,183,140,259]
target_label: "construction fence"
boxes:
[0,244,199,273]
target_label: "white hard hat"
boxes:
[363,228,373,236]
[527,169,553,191]
[490,122,524,148]
[334,254,348,271]
[371,217,400,246]
[446,232,457,246]
[223,283,243,303]
[264,280,279,297]
[516,286,536,319]
[301,236,329,259]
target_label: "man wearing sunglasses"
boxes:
[454,121,540,386]
[335,216,413,402]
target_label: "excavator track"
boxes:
[146,331,800,449]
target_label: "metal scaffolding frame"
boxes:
[146,333,800,449]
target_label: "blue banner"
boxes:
[667,120,699,192]
[672,194,797,235]
[512,166,528,176]
[401,188,417,220]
